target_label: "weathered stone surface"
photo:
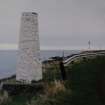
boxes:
[16,12,42,83]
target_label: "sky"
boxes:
[0,0,105,50]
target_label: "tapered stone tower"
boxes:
[16,12,42,83]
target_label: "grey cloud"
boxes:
[0,0,104,49]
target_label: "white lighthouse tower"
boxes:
[16,12,42,83]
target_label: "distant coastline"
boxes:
[0,50,80,79]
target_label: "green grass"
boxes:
[41,55,105,105]
[3,55,105,105]
[43,63,62,81]
[7,96,27,105]
[69,56,105,105]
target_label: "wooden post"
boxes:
[59,59,66,81]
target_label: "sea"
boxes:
[0,50,80,79]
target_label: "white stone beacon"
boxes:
[16,12,42,83]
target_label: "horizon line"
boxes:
[0,43,104,50]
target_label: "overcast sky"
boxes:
[0,0,105,50]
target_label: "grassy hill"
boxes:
[68,56,105,105]
[1,55,105,105]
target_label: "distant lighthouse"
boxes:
[16,12,42,83]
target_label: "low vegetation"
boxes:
[68,55,105,105]
[1,55,105,105]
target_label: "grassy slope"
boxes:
[28,55,105,105]
[3,55,105,105]
[69,56,105,105]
